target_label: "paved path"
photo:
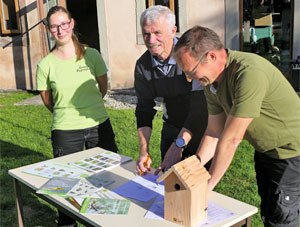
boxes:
[13,93,162,110]
[14,94,137,109]
[14,95,44,106]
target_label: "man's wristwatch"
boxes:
[175,137,187,149]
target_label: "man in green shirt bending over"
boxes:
[173,26,300,227]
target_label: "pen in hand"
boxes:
[139,154,150,175]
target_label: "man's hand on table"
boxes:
[154,143,182,175]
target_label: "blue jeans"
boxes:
[51,118,118,226]
[254,152,300,227]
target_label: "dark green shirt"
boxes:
[205,49,300,159]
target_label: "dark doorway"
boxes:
[66,0,100,51]
[242,0,292,74]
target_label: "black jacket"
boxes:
[134,50,208,137]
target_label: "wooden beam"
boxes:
[37,0,47,57]
[239,0,243,50]
[169,0,175,13]
[148,0,154,6]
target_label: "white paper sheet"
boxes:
[195,202,236,226]
[145,199,236,227]
[113,173,164,202]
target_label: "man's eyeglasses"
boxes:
[49,21,71,33]
[185,52,208,78]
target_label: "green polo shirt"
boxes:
[205,49,300,159]
[36,47,108,130]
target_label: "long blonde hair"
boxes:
[46,6,86,61]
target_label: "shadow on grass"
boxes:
[0,116,50,139]
[0,141,58,227]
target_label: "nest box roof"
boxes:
[157,155,211,189]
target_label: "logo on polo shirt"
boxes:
[77,66,90,72]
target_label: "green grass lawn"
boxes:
[0,91,263,227]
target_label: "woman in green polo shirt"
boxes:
[36,6,118,227]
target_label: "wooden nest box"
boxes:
[157,155,211,226]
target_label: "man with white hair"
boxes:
[134,5,209,175]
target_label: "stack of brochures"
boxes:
[36,172,114,197]
[36,171,131,215]
[22,152,135,215]
[31,161,132,215]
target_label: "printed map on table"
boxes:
[69,150,132,173]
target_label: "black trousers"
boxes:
[254,152,300,227]
[51,119,118,226]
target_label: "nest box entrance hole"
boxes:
[174,183,181,190]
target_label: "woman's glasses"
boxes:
[49,21,71,33]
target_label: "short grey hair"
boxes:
[140,5,175,33]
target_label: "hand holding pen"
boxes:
[136,154,151,175]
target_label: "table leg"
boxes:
[231,217,251,227]
[245,217,252,227]
[13,178,24,227]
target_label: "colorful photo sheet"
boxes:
[67,188,121,209]
[23,161,84,179]
[113,173,164,202]
[37,177,80,196]
[69,150,132,173]
[67,180,99,198]
[80,198,130,215]
[67,172,115,198]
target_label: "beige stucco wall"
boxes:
[186,0,225,44]
[0,0,43,90]
[104,0,146,90]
